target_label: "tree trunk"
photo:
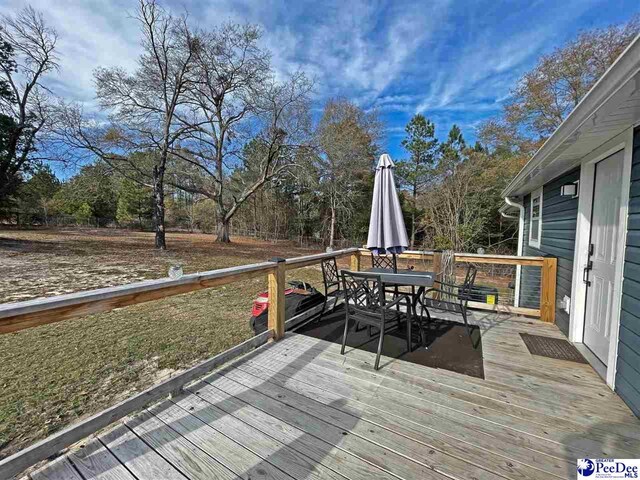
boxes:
[216,219,231,242]
[215,198,232,242]
[299,196,304,239]
[253,196,258,235]
[410,183,417,248]
[411,209,416,248]
[152,165,167,250]
[329,203,336,249]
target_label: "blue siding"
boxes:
[617,127,640,417]
[520,168,580,335]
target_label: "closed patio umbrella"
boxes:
[366,153,409,255]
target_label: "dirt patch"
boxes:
[0,227,320,303]
[0,227,327,459]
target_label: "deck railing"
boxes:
[0,246,556,478]
[357,248,557,322]
[0,247,557,337]
[0,248,359,478]
[0,249,359,336]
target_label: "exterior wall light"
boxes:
[560,181,579,198]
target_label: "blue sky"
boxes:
[2,0,639,163]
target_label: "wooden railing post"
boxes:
[432,250,443,299]
[268,257,286,340]
[350,250,361,271]
[540,257,557,323]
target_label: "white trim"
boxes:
[607,130,633,387]
[570,163,596,342]
[505,197,525,308]
[568,129,633,389]
[528,187,543,249]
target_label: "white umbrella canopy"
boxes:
[366,153,409,255]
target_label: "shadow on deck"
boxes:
[29,310,640,480]
[293,306,484,378]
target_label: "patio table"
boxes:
[363,268,435,315]
[353,268,435,351]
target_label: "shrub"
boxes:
[193,199,217,233]
[74,203,93,224]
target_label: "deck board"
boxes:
[31,458,83,480]
[170,393,346,480]
[232,356,560,480]
[207,368,502,480]
[188,379,397,480]
[30,312,640,480]
[203,372,449,480]
[68,439,136,480]
[140,404,292,480]
[233,343,576,474]
[99,425,185,480]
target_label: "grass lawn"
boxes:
[0,228,326,459]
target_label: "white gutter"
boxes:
[500,210,519,219]
[504,197,525,256]
[505,196,525,307]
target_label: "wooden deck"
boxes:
[29,312,640,480]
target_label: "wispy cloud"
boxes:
[2,0,634,158]
[414,1,595,115]
[233,0,452,103]
[0,0,140,107]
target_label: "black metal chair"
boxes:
[371,253,398,272]
[371,252,401,305]
[340,270,413,370]
[417,264,478,346]
[319,257,343,316]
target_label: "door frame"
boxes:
[569,128,633,388]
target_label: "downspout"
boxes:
[504,197,525,307]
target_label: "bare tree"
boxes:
[168,23,312,242]
[315,99,381,248]
[504,16,640,138]
[419,151,483,251]
[0,6,58,202]
[91,0,197,249]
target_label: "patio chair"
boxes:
[370,253,398,272]
[370,252,401,306]
[340,270,413,370]
[319,257,343,317]
[417,264,478,347]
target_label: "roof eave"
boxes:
[502,33,640,198]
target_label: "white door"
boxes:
[583,150,624,364]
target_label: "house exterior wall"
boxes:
[617,126,640,416]
[520,168,580,335]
